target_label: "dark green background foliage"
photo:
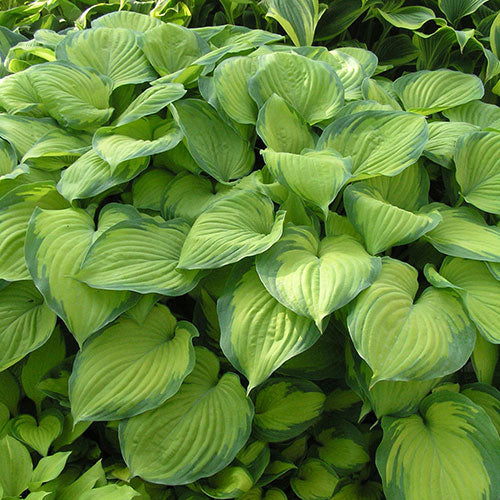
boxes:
[1,1,500,500]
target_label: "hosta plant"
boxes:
[0,2,500,500]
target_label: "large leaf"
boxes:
[253,378,325,443]
[139,23,208,77]
[256,225,380,330]
[393,69,484,114]
[0,281,56,372]
[344,182,441,255]
[425,257,500,343]
[0,182,68,281]
[25,206,139,345]
[93,117,183,171]
[171,99,254,182]
[76,216,202,296]
[114,83,186,127]
[119,347,253,485]
[423,204,500,262]
[376,391,500,500]
[347,257,475,383]
[455,131,500,214]
[318,110,428,179]
[177,190,285,270]
[69,304,198,422]
[57,150,148,202]
[248,52,344,124]
[264,0,326,46]
[213,56,258,124]
[23,61,113,130]
[262,149,351,219]
[423,121,479,168]
[255,94,316,154]
[218,264,321,392]
[55,27,155,89]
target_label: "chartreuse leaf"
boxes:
[318,110,428,179]
[423,204,500,262]
[30,451,71,489]
[443,100,500,128]
[139,23,208,78]
[291,459,339,500]
[21,129,90,171]
[256,225,380,330]
[393,70,484,114]
[218,264,320,392]
[438,0,488,25]
[178,190,285,270]
[423,121,479,168]
[263,149,351,219]
[253,378,325,442]
[93,117,183,171]
[0,115,59,157]
[0,181,68,281]
[346,342,441,419]
[214,56,258,124]
[10,410,63,456]
[132,169,174,211]
[119,347,253,485]
[0,281,56,371]
[69,304,198,422]
[200,466,254,498]
[455,131,500,214]
[0,436,32,497]
[316,420,370,475]
[471,334,499,385]
[344,183,441,255]
[23,61,113,130]
[57,150,148,202]
[172,99,254,182]
[348,257,475,383]
[256,94,316,153]
[25,206,138,345]
[161,173,228,223]
[248,52,344,124]
[376,391,500,500]
[264,0,325,46]
[378,6,435,29]
[56,27,155,89]
[114,83,186,127]
[425,257,500,343]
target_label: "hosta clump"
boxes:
[1,7,500,500]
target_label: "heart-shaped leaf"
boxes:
[10,411,63,456]
[177,190,285,270]
[318,110,428,179]
[256,225,380,330]
[119,347,253,485]
[69,304,198,422]
[348,257,475,383]
[25,206,139,345]
[376,391,500,500]
[219,264,321,391]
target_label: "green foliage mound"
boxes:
[1,1,500,499]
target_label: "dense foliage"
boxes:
[1,1,500,499]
